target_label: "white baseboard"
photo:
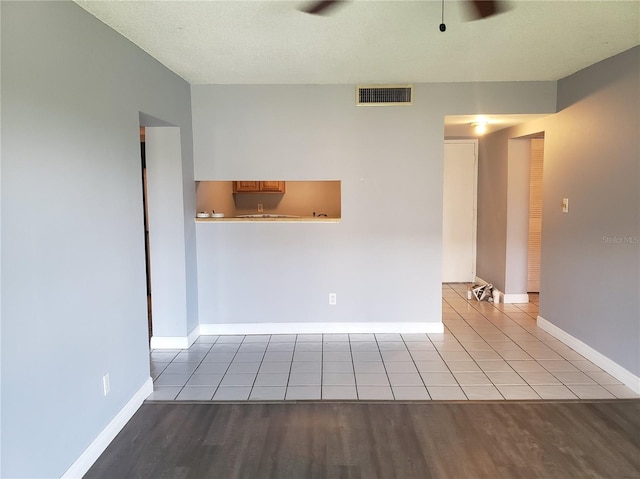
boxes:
[198,321,445,335]
[150,325,200,350]
[502,293,529,304]
[61,377,154,479]
[537,315,640,394]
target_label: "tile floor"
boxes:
[149,284,639,401]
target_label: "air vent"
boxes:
[356,85,413,106]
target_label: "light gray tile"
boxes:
[243,335,271,343]
[288,372,321,386]
[496,385,541,400]
[353,361,386,374]
[150,362,170,375]
[154,373,191,387]
[195,335,219,344]
[297,334,323,342]
[355,373,390,386]
[567,385,615,399]
[462,342,494,352]
[323,361,354,373]
[350,341,380,352]
[150,351,179,362]
[227,362,261,374]
[498,350,533,360]
[414,361,449,373]
[539,360,579,372]
[427,386,467,400]
[352,351,382,362]
[603,384,640,399]
[349,333,376,342]
[176,387,216,400]
[285,386,321,400]
[445,361,482,372]
[173,351,208,362]
[323,342,351,352]
[552,371,596,385]
[384,362,418,373]
[186,373,224,387]
[233,352,265,363]
[290,361,322,373]
[322,385,357,399]
[569,360,602,372]
[585,371,622,385]
[468,350,502,361]
[293,351,322,362]
[323,334,350,342]
[388,373,424,387]
[439,351,473,361]
[295,342,323,352]
[476,360,514,372]
[210,344,240,353]
[238,343,268,353]
[531,385,578,400]
[188,343,213,352]
[148,386,181,400]
[378,342,407,351]
[392,386,430,400]
[518,371,561,385]
[322,372,356,386]
[196,362,230,374]
[405,342,436,351]
[213,386,251,400]
[485,371,526,385]
[266,342,295,352]
[508,360,547,373]
[250,386,286,400]
[420,372,458,386]
[357,386,394,400]
[381,350,413,362]
[527,350,564,361]
[401,333,428,341]
[375,333,403,341]
[454,372,492,386]
[220,373,257,386]
[269,334,297,343]
[216,335,245,343]
[409,351,441,362]
[263,351,294,362]
[322,352,352,362]
[254,373,289,387]
[462,386,503,400]
[259,362,292,374]
[202,352,236,363]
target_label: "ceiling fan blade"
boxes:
[301,0,343,15]
[468,0,504,19]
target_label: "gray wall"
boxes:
[192,83,556,326]
[1,2,194,477]
[543,47,639,376]
[477,46,639,376]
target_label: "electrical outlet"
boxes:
[329,293,337,305]
[257,204,264,212]
[103,373,110,396]
[562,197,569,213]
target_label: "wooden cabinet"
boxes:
[232,181,285,193]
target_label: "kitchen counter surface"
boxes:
[195,216,340,223]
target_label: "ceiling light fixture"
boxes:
[472,121,488,135]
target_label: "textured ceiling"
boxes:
[75,0,639,85]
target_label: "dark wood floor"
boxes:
[85,400,640,479]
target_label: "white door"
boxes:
[443,141,477,282]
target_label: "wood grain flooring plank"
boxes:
[84,401,640,479]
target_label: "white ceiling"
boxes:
[75,0,639,85]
